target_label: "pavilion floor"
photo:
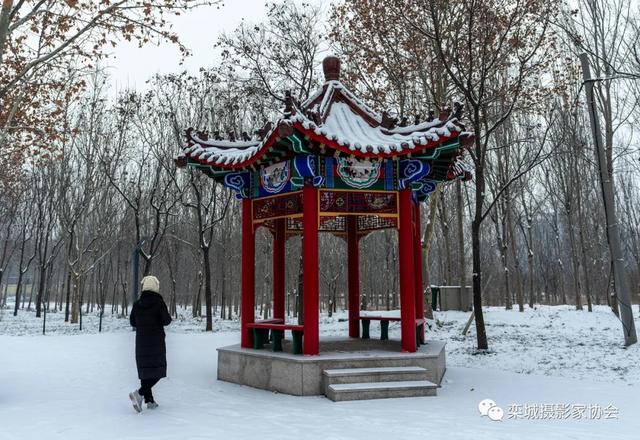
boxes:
[217,338,446,397]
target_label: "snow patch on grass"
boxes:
[2,304,639,385]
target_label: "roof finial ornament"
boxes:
[452,101,463,120]
[439,106,451,121]
[323,55,341,81]
[284,90,293,117]
[381,111,396,129]
[255,120,272,140]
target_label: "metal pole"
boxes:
[580,53,637,346]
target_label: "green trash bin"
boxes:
[431,286,440,311]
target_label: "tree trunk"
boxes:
[472,133,488,349]
[422,185,441,319]
[566,207,583,310]
[202,247,213,331]
[35,265,44,317]
[456,180,467,311]
[193,272,202,318]
[220,254,226,320]
[472,217,488,349]
[13,269,24,316]
[494,205,512,310]
[297,253,304,325]
[64,270,71,322]
[439,190,453,286]
[506,194,524,312]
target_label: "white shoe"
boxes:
[129,390,143,413]
[147,401,159,409]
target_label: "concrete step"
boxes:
[326,380,438,402]
[323,366,429,386]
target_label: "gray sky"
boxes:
[100,0,640,117]
[107,0,270,91]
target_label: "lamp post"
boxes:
[580,53,637,346]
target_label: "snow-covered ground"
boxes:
[1,305,639,439]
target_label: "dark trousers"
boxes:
[139,378,160,403]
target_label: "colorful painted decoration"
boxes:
[364,192,395,211]
[336,157,381,189]
[319,189,397,215]
[223,172,251,199]
[260,161,290,194]
[399,160,431,190]
[293,155,323,187]
[414,180,438,201]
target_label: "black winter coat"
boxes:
[130,291,172,379]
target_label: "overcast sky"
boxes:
[107,0,323,92]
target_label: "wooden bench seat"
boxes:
[358,316,400,340]
[359,316,402,321]
[246,320,304,354]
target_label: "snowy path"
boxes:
[1,329,638,440]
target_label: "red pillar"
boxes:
[302,184,319,355]
[413,201,425,342]
[347,215,360,338]
[241,198,255,348]
[398,189,417,352]
[273,218,286,322]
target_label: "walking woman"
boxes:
[128,275,172,412]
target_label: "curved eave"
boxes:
[185,122,469,172]
[185,125,284,170]
[293,121,461,159]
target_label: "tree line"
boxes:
[1,1,639,347]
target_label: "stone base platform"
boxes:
[217,338,446,396]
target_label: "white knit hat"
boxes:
[141,275,160,294]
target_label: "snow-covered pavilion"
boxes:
[177,56,473,357]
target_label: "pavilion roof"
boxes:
[178,56,473,175]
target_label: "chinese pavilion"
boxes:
[177,56,472,356]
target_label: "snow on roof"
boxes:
[182,71,467,169]
[190,136,260,149]
[297,102,461,155]
[183,143,260,166]
[306,80,382,123]
[388,119,446,134]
